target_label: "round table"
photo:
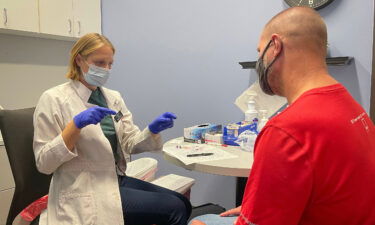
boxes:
[163,137,253,177]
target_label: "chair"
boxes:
[126,157,158,182]
[126,157,196,199]
[0,107,51,225]
[188,203,226,222]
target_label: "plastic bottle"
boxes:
[245,96,258,123]
[257,110,269,132]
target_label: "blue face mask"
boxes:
[83,63,111,87]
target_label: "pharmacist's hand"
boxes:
[73,106,116,129]
[220,206,242,217]
[148,112,177,134]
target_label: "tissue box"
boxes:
[184,123,222,144]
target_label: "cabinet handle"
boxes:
[3,8,7,26]
[68,19,72,34]
[77,20,81,36]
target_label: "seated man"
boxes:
[191,6,375,225]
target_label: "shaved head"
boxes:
[255,7,336,102]
[262,7,327,55]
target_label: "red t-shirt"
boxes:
[238,84,375,225]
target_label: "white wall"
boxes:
[0,34,73,109]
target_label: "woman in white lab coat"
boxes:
[33,33,191,225]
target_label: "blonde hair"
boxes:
[66,33,115,80]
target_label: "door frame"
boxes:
[370,4,375,122]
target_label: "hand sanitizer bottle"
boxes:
[245,99,258,123]
[257,110,268,132]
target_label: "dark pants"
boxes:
[118,176,192,225]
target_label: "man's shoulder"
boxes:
[271,85,353,125]
[266,86,365,142]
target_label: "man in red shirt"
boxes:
[191,6,375,225]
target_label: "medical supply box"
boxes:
[223,121,258,146]
[184,123,222,144]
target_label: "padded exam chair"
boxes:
[126,157,196,199]
[126,158,225,221]
[0,107,51,225]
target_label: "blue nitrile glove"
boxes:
[148,112,177,134]
[73,106,116,129]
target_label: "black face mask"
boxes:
[255,40,278,95]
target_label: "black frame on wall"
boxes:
[371,4,375,123]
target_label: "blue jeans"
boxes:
[189,214,238,225]
[119,176,192,225]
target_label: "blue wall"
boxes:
[102,0,374,209]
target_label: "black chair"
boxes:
[0,108,52,225]
[188,203,226,222]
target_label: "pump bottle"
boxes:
[258,110,269,132]
[245,99,258,123]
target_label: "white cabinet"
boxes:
[0,144,15,225]
[39,0,101,38]
[73,0,102,37]
[39,0,74,37]
[0,0,39,32]
[0,188,14,225]
[0,144,14,191]
[0,0,101,40]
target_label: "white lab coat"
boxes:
[33,80,163,225]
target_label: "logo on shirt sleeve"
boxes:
[350,112,370,133]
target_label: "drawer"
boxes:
[0,188,14,225]
[0,145,15,190]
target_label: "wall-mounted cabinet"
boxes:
[0,0,39,32]
[39,0,101,38]
[0,0,101,41]
[72,0,101,37]
[39,0,74,37]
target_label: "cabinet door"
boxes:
[39,0,74,36]
[0,188,14,225]
[0,0,4,28]
[0,145,14,191]
[73,0,101,37]
[1,0,39,32]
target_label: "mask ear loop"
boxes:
[264,52,278,76]
[260,39,273,60]
[261,39,279,95]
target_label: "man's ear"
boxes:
[271,34,283,57]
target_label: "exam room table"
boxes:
[163,137,253,206]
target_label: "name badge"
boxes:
[114,111,124,122]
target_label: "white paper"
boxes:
[235,81,287,117]
[163,140,238,165]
